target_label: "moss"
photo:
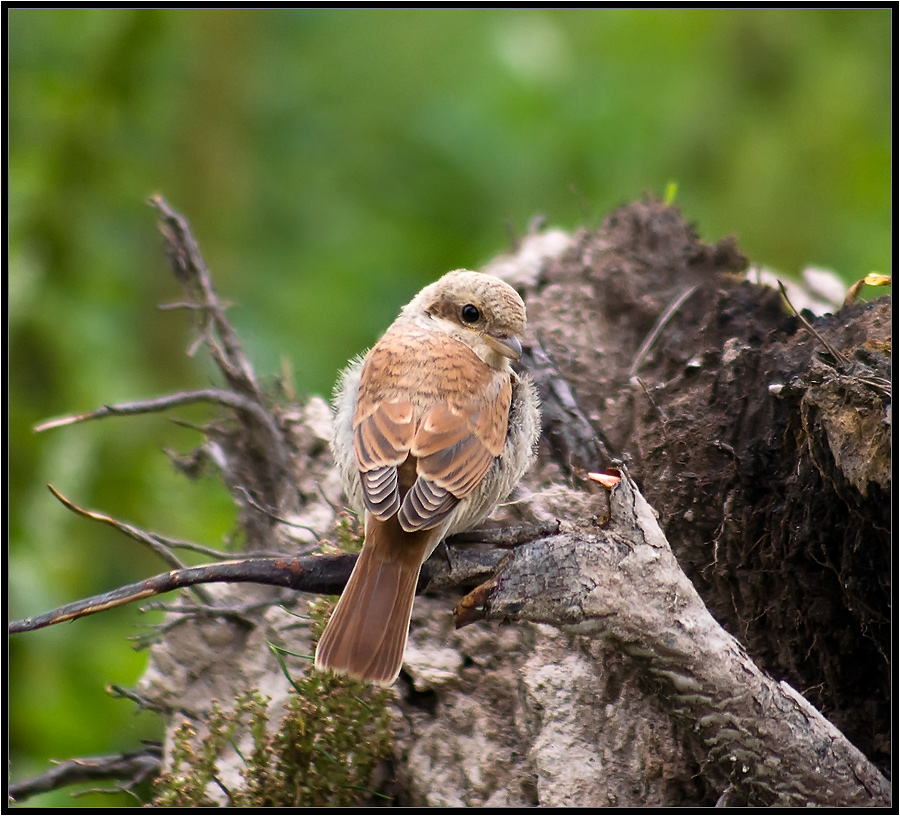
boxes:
[153,601,394,807]
[332,510,366,554]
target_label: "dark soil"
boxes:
[522,198,891,775]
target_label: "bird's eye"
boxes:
[461,304,481,323]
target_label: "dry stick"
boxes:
[150,195,295,510]
[35,386,292,550]
[45,484,215,607]
[34,388,290,559]
[631,375,670,438]
[233,485,322,543]
[148,194,259,400]
[142,598,285,620]
[8,555,354,635]
[776,280,850,367]
[777,280,891,400]
[8,747,163,803]
[46,484,192,570]
[34,388,277,436]
[628,284,699,378]
[7,536,527,636]
[56,479,266,562]
[453,471,891,808]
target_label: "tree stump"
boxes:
[10,197,891,807]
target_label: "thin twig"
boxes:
[45,484,215,606]
[448,520,560,547]
[8,746,163,803]
[7,555,357,634]
[47,485,191,570]
[853,375,891,398]
[34,388,281,446]
[631,375,669,437]
[148,195,260,400]
[628,285,699,378]
[234,485,322,543]
[777,281,850,367]
[156,299,213,312]
[150,195,296,500]
[140,598,287,626]
[107,684,177,715]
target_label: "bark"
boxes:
[12,197,891,807]
[451,471,889,806]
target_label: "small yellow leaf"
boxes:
[844,273,891,307]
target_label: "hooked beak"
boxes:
[484,334,523,362]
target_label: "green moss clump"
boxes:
[153,704,241,808]
[153,602,394,807]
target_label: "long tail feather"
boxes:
[315,516,437,686]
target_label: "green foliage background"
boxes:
[8,8,891,807]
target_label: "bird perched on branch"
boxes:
[315,270,540,686]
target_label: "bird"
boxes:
[315,269,540,686]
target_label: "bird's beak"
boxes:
[484,334,523,361]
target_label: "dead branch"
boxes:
[33,389,271,434]
[628,284,699,377]
[148,195,260,401]
[7,746,162,803]
[149,195,298,548]
[7,556,347,634]
[46,484,193,571]
[7,530,545,636]
[777,280,850,367]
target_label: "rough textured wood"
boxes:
[453,472,889,806]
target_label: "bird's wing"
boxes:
[354,398,414,520]
[353,331,512,531]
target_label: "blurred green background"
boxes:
[8,8,891,807]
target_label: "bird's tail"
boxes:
[314,516,436,686]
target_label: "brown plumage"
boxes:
[315,270,540,686]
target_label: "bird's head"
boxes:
[406,270,527,370]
